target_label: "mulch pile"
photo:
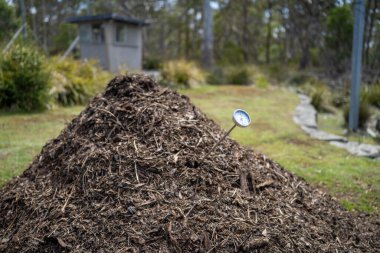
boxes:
[0,74,379,252]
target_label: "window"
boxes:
[115,24,126,43]
[79,25,91,43]
[92,24,104,43]
[79,24,104,43]
[115,24,138,46]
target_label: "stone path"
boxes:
[293,94,380,159]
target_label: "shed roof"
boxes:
[67,13,149,26]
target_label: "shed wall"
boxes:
[108,24,142,72]
[77,21,143,72]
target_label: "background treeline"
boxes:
[1,0,380,118]
[2,0,380,83]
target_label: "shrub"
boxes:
[225,66,253,85]
[363,84,380,108]
[49,57,112,106]
[207,65,269,87]
[0,45,50,111]
[218,42,245,65]
[343,100,371,129]
[143,57,162,70]
[264,63,290,83]
[311,87,325,112]
[310,84,334,112]
[206,67,225,85]
[255,74,270,88]
[296,79,332,112]
[331,93,348,108]
[161,60,205,88]
[287,72,317,86]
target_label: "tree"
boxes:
[0,0,19,43]
[201,0,214,69]
[265,0,273,64]
[324,5,354,74]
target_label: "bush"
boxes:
[343,100,371,129]
[332,93,348,108]
[363,84,380,108]
[161,60,205,88]
[287,72,317,86]
[0,45,50,111]
[206,67,225,85]
[226,68,250,85]
[294,78,333,112]
[309,84,334,112]
[255,74,270,88]
[311,87,325,112]
[207,65,270,87]
[264,64,290,83]
[143,57,162,70]
[49,57,113,106]
[225,66,253,85]
[218,42,245,65]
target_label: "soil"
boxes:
[0,75,379,252]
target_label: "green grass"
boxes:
[0,106,83,185]
[0,85,379,214]
[318,111,380,145]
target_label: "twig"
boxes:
[61,186,75,213]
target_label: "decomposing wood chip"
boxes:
[0,74,378,252]
[256,179,275,189]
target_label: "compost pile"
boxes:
[0,75,379,253]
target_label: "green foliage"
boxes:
[287,71,333,112]
[49,57,112,106]
[332,93,348,108]
[343,100,371,129]
[255,74,269,88]
[143,57,162,70]
[263,64,290,83]
[287,72,317,86]
[207,65,269,88]
[0,0,19,42]
[50,23,77,55]
[0,45,50,111]
[224,66,253,85]
[311,86,326,112]
[206,67,225,85]
[303,82,332,113]
[325,5,354,73]
[161,60,205,88]
[362,84,380,108]
[310,47,321,67]
[218,42,245,65]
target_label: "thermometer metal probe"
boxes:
[200,109,251,164]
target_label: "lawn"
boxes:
[0,106,83,185]
[0,85,379,214]
[318,110,380,145]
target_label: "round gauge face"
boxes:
[233,109,251,127]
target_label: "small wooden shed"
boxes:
[67,13,148,72]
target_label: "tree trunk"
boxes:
[201,0,214,69]
[242,0,250,62]
[300,44,310,69]
[265,0,273,64]
[42,0,48,54]
[365,0,377,66]
[185,3,191,59]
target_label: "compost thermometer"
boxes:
[200,109,251,163]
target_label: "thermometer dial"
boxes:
[233,109,251,127]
